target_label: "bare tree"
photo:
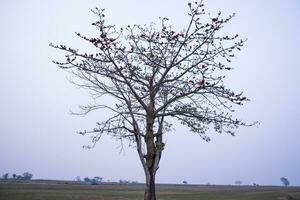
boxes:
[51,1,255,199]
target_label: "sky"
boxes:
[0,0,300,186]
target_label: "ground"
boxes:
[0,180,300,200]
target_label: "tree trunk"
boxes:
[144,170,156,200]
[143,94,161,200]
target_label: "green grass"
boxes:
[0,180,299,200]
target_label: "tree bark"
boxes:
[144,169,156,200]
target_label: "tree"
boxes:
[22,172,33,180]
[280,177,290,186]
[119,179,130,184]
[84,177,90,183]
[93,176,103,183]
[90,178,98,185]
[234,180,242,185]
[2,173,9,180]
[75,176,82,182]
[12,174,17,179]
[51,1,255,199]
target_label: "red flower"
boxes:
[199,80,205,85]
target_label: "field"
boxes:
[1,180,300,200]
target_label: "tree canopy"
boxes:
[51,1,255,199]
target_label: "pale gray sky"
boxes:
[0,0,299,186]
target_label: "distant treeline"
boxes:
[1,172,33,181]
[75,176,138,185]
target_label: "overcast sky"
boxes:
[0,0,299,186]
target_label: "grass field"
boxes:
[0,180,300,200]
